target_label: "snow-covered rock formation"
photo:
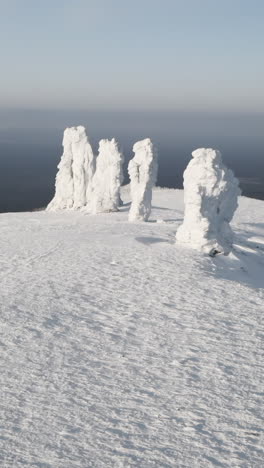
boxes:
[176,148,240,255]
[128,138,158,222]
[89,138,124,214]
[47,126,95,211]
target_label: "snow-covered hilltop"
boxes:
[47,127,243,259]
[0,188,263,467]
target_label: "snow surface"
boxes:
[89,138,124,214]
[176,148,240,255]
[47,126,95,211]
[0,188,263,468]
[128,138,158,222]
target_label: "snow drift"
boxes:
[89,138,124,214]
[176,148,240,255]
[128,138,158,222]
[1,188,263,468]
[47,126,95,211]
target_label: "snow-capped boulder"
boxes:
[128,138,158,222]
[176,148,240,255]
[47,126,95,211]
[89,138,124,214]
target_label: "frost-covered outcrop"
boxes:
[176,148,240,255]
[128,138,158,222]
[89,138,124,214]
[47,126,95,211]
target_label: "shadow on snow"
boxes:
[210,229,264,289]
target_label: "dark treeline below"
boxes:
[0,112,263,212]
[0,142,263,213]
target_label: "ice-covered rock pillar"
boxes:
[176,148,240,255]
[89,138,124,214]
[47,126,95,211]
[128,138,158,222]
[71,127,95,209]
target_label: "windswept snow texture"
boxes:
[47,126,95,211]
[89,138,124,214]
[1,188,264,467]
[176,148,241,255]
[128,138,158,221]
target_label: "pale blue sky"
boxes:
[1,0,264,111]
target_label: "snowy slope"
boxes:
[0,188,263,468]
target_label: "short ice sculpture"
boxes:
[176,148,240,255]
[47,126,95,211]
[128,138,158,222]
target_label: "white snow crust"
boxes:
[47,126,95,211]
[128,138,158,221]
[0,188,263,467]
[89,138,124,214]
[176,148,241,255]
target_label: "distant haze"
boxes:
[1,0,264,210]
[0,109,263,212]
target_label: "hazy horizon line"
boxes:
[1,107,264,116]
